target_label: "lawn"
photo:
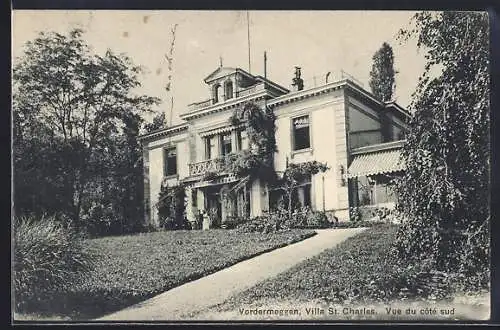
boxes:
[190,224,490,321]
[202,224,400,310]
[17,228,315,320]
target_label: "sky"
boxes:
[12,10,427,125]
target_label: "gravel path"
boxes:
[97,228,366,321]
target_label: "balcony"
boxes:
[189,157,229,177]
[187,99,213,112]
[186,83,268,113]
[235,83,266,98]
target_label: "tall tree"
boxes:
[393,12,489,287]
[369,42,397,102]
[13,29,160,230]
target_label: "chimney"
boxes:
[291,66,304,91]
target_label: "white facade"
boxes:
[139,66,411,227]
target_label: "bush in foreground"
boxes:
[13,215,96,312]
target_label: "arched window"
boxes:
[213,84,222,103]
[224,80,233,100]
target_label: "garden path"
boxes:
[97,227,366,321]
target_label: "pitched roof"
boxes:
[203,67,254,83]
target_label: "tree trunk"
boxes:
[288,186,294,219]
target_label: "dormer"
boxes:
[183,66,290,117]
[204,67,258,103]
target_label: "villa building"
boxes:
[139,66,411,229]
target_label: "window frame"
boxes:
[163,146,178,177]
[220,132,232,156]
[291,114,312,152]
[224,80,233,100]
[205,136,218,160]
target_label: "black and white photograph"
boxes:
[12,10,491,322]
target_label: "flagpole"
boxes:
[247,11,251,73]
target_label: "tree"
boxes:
[144,112,167,133]
[369,42,397,102]
[277,161,329,219]
[13,29,160,231]
[393,12,489,288]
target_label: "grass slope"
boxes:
[196,224,489,321]
[19,229,315,320]
[213,224,399,310]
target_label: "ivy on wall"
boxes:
[225,102,329,217]
[225,102,278,184]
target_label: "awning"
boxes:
[199,124,243,137]
[182,173,240,188]
[347,149,405,178]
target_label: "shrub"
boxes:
[13,215,96,312]
[304,211,331,228]
[284,208,331,229]
[236,215,278,233]
[81,202,117,238]
[349,207,362,222]
[222,216,247,229]
[236,208,333,233]
[347,206,400,224]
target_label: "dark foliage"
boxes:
[392,11,489,289]
[14,215,97,312]
[369,42,397,102]
[226,102,278,183]
[13,29,160,236]
[157,184,189,230]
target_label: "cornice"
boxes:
[179,90,269,121]
[138,123,188,143]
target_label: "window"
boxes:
[205,136,217,159]
[224,81,233,100]
[163,147,177,176]
[299,175,312,208]
[192,190,197,207]
[213,84,221,103]
[236,131,242,151]
[221,133,232,156]
[302,183,312,208]
[240,130,249,150]
[293,115,311,150]
[291,175,312,209]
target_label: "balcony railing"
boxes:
[235,83,265,98]
[186,83,267,113]
[187,99,213,112]
[189,157,228,177]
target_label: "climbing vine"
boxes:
[225,101,329,219]
[277,161,329,218]
[225,102,277,183]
